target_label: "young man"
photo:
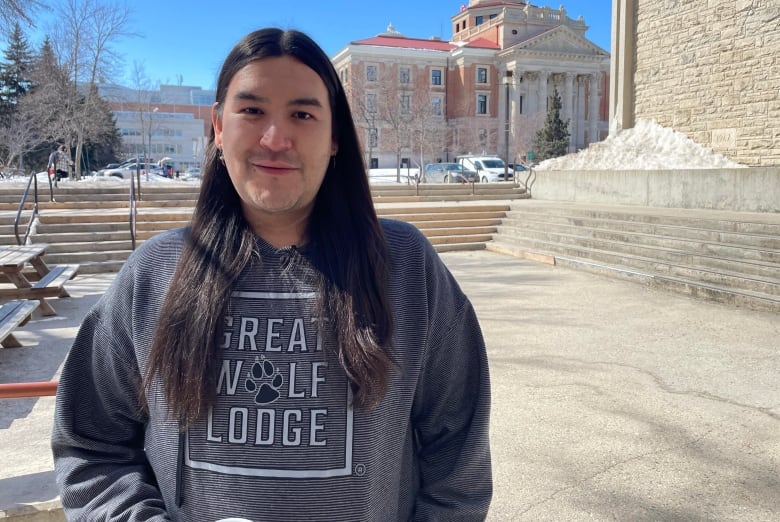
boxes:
[47,144,72,182]
[52,28,492,521]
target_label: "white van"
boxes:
[456,155,513,183]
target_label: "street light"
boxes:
[503,70,513,180]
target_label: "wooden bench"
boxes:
[0,299,39,348]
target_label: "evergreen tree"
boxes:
[0,22,33,116]
[534,87,570,161]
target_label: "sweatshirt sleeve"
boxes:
[51,259,172,521]
[411,239,493,520]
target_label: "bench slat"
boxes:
[0,299,39,348]
[33,264,79,289]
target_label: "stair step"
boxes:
[42,239,134,252]
[502,213,780,250]
[490,233,779,296]
[496,224,780,276]
[487,241,780,313]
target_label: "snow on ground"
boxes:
[536,119,746,170]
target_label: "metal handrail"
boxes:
[525,167,537,197]
[0,380,58,399]
[129,175,137,250]
[13,171,55,245]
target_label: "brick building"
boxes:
[332,0,610,169]
[98,84,214,170]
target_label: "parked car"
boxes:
[422,162,479,183]
[457,155,513,183]
[183,167,202,179]
[508,162,528,173]
[99,162,158,179]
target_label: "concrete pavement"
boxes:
[1,250,778,520]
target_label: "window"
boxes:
[477,94,488,115]
[479,128,487,146]
[366,64,377,82]
[340,68,348,84]
[400,67,410,84]
[489,14,497,20]
[370,157,378,168]
[431,69,442,86]
[476,67,488,84]
[475,15,484,25]
[366,93,377,113]
[400,94,411,113]
[519,95,524,115]
[431,96,442,116]
[368,128,378,148]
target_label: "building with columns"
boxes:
[332,0,610,169]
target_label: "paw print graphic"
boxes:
[245,356,283,404]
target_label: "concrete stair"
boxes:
[487,201,780,312]
[0,183,527,273]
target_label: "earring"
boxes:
[330,155,336,170]
[217,148,225,163]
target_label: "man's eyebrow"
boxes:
[290,97,324,108]
[232,91,324,108]
[233,91,267,103]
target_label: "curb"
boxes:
[0,500,64,521]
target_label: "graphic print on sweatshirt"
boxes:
[185,289,353,478]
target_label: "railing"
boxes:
[129,175,138,250]
[525,167,537,197]
[13,171,55,245]
[0,380,58,399]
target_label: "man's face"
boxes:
[212,56,336,243]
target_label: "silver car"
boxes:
[422,163,479,183]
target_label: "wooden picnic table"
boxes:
[0,244,79,316]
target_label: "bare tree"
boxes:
[344,72,378,168]
[0,0,46,35]
[510,112,545,164]
[0,94,48,168]
[407,88,447,182]
[129,61,160,160]
[47,0,133,178]
[347,65,415,183]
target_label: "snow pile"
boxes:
[536,119,746,170]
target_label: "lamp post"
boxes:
[503,70,513,180]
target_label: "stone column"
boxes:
[610,0,636,135]
[589,72,600,145]
[563,72,574,121]
[538,70,549,115]
[563,72,575,152]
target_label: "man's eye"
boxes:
[293,111,313,120]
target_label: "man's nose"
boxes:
[259,121,292,150]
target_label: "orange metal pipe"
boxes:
[0,381,58,399]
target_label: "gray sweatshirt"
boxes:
[52,219,492,521]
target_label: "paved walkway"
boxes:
[1,250,778,520]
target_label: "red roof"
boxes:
[351,35,500,52]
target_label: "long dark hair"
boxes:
[144,28,393,427]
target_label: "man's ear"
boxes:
[211,102,222,147]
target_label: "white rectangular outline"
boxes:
[186,290,354,478]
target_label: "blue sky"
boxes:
[29,0,611,90]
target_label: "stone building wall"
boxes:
[633,0,779,166]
